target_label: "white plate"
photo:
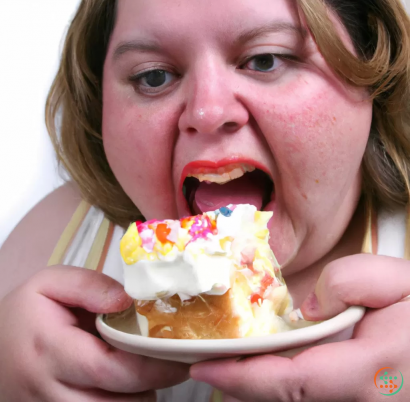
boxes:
[96,305,365,364]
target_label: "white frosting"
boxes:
[216,204,257,237]
[123,204,271,301]
[123,253,232,300]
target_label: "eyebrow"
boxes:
[235,22,307,47]
[112,22,306,61]
[113,40,162,60]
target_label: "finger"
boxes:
[64,387,156,402]
[32,266,133,314]
[42,380,156,402]
[69,308,100,335]
[52,326,189,393]
[191,338,391,402]
[300,254,410,321]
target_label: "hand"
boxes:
[191,254,410,402]
[0,266,189,402]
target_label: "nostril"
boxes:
[224,122,237,128]
[223,121,239,133]
[186,127,197,135]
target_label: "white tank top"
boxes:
[47,201,410,402]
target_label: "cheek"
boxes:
[102,81,180,218]
[103,100,158,183]
[257,76,372,201]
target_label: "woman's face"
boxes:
[102,0,372,274]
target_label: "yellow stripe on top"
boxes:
[47,201,90,266]
[84,217,111,271]
[361,200,378,255]
[48,200,115,272]
[210,389,224,402]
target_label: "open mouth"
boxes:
[182,163,274,215]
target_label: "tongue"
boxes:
[193,174,266,214]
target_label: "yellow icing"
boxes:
[120,223,142,265]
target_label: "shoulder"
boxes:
[0,183,83,298]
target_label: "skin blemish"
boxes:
[302,193,308,200]
[315,179,319,184]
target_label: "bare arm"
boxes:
[0,183,82,299]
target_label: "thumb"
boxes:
[300,254,410,321]
[32,265,133,313]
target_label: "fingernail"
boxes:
[305,292,318,308]
[301,292,319,319]
[114,292,133,308]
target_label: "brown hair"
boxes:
[46,0,410,227]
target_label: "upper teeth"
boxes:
[188,164,255,184]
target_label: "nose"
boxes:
[178,59,249,135]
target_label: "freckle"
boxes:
[333,116,337,122]
[34,336,45,357]
[315,179,319,184]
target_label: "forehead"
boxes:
[112,0,300,45]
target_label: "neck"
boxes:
[284,199,367,308]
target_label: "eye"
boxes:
[242,54,282,72]
[130,69,177,93]
[140,70,174,87]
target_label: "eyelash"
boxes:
[240,53,299,70]
[129,69,179,95]
[128,53,299,95]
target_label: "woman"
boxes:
[1,0,410,401]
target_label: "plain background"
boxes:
[0,0,80,247]
[1,0,410,248]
